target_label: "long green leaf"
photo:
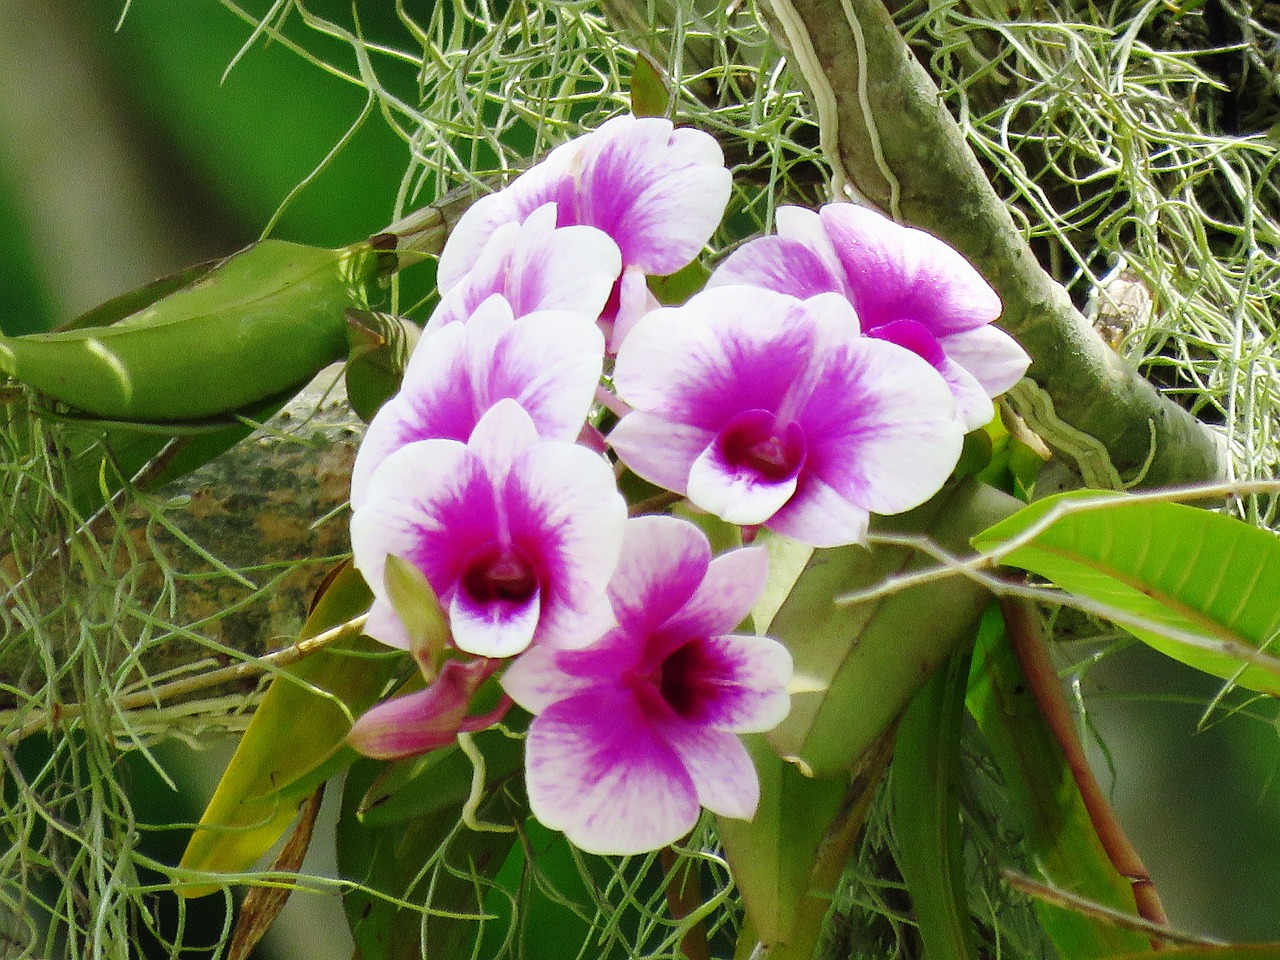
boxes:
[767,479,1020,777]
[1112,948,1280,960]
[179,563,402,896]
[890,645,981,960]
[974,493,1280,695]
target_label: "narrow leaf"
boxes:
[179,563,402,896]
[974,493,1280,695]
[890,645,981,960]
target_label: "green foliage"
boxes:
[975,492,1280,695]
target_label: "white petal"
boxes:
[937,325,1031,397]
[524,688,700,855]
[659,722,759,821]
[607,412,711,495]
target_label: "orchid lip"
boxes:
[718,409,806,484]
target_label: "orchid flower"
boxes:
[351,399,626,658]
[425,203,621,335]
[608,286,965,547]
[437,114,732,350]
[350,294,605,509]
[501,515,791,855]
[709,203,1031,430]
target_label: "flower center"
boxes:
[658,641,713,721]
[719,410,806,482]
[461,543,538,605]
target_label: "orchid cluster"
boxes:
[345,114,1030,855]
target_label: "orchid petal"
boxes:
[525,687,700,855]
[937,325,1031,396]
[575,116,730,275]
[709,234,847,301]
[504,440,627,614]
[655,634,794,732]
[765,474,872,547]
[687,436,801,525]
[606,412,711,495]
[799,336,963,515]
[613,286,814,428]
[501,643,597,715]
[362,597,414,651]
[659,545,770,643]
[605,516,711,636]
[450,582,543,658]
[657,721,759,820]
[818,203,1002,335]
[347,687,465,760]
[351,441,493,623]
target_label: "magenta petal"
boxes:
[798,336,963,516]
[657,721,759,820]
[351,441,494,634]
[349,321,474,508]
[503,440,627,615]
[612,286,815,428]
[607,412,711,495]
[575,116,730,275]
[659,545,770,642]
[765,475,872,547]
[501,643,597,714]
[657,634,793,732]
[347,658,491,760]
[606,516,711,637]
[709,235,847,300]
[819,203,1002,335]
[348,688,463,760]
[524,687,700,855]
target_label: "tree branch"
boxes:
[761,0,1227,489]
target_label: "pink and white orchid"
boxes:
[351,399,626,659]
[709,203,1030,430]
[425,203,621,335]
[608,286,965,547]
[501,515,791,855]
[350,294,605,509]
[438,114,732,350]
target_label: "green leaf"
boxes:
[973,492,1280,695]
[890,645,981,960]
[967,606,1150,958]
[338,754,524,960]
[179,563,402,897]
[767,479,1021,777]
[344,309,419,422]
[629,50,673,118]
[717,736,852,955]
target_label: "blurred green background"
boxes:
[3,0,1280,955]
